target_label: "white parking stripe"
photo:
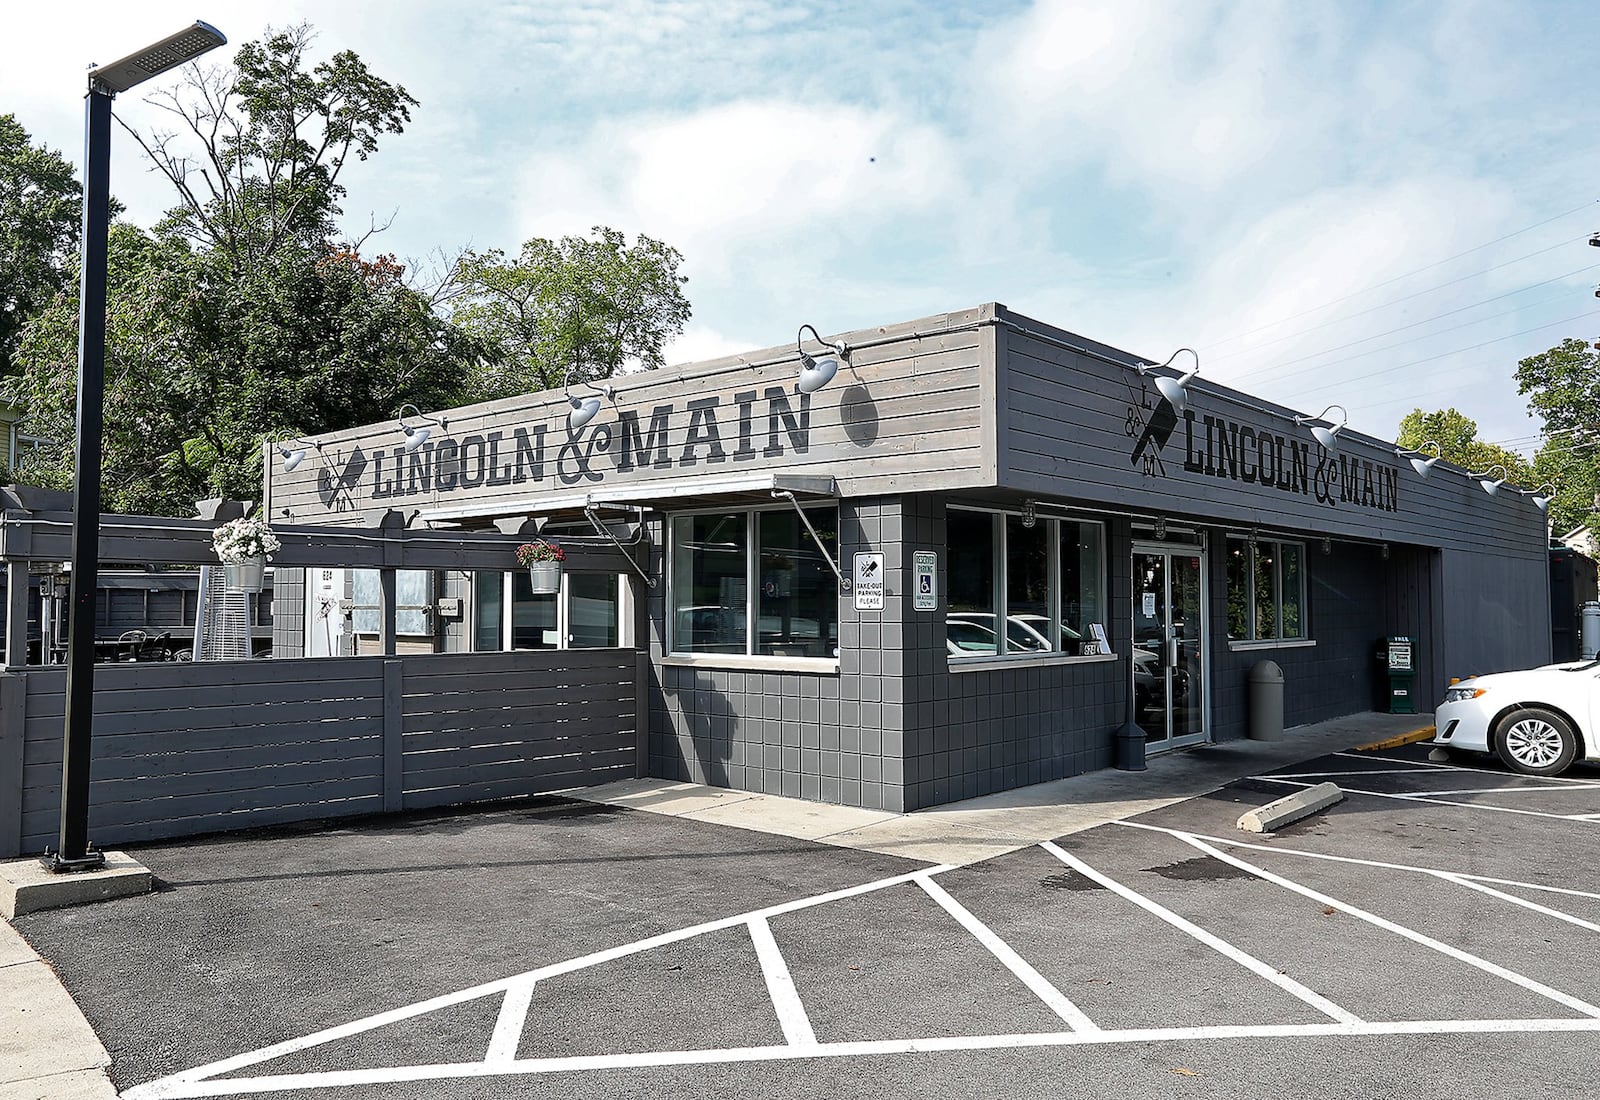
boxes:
[484,981,535,1063]
[1439,875,1600,934]
[122,1019,1600,1097]
[914,874,1099,1033]
[1037,841,1360,1025]
[1266,768,1467,779]
[1174,834,1600,1018]
[1331,752,1600,784]
[748,918,816,1047]
[1117,822,1600,902]
[137,864,946,1090]
[1417,784,1600,797]
[1251,777,1600,823]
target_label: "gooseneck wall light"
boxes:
[563,364,615,431]
[1396,440,1442,478]
[1470,464,1508,495]
[49,19,229,875]
[277,437,320,472]
[1135,348,1201,414]
[1522,482,1556,511]
[1293,404,1348,452]
[397,404,446,452]
[796,324,850,394]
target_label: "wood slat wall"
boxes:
[995,312,1548,561]
[268,307,999,527]
[6,649,640,857]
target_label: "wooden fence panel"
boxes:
[4,648,641,858]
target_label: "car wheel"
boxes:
[1494,707,1578,777]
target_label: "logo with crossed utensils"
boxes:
[1125,381,1178,479]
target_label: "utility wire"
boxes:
[1224,270,1596,384]
[1204,234,1596,368]
[1200,199,1599,353]
[1224,283,1583,387]
[1287,309,1600,411]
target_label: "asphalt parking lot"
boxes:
[14,742,1600,1100]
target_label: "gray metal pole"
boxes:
[45,84,114,872]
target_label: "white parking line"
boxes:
[1173,833,1600,1018]
[124,1019,1600,1097]
[748,917,816,1047]
[1117,822,1600,904]
[915,873,1098,1033]
[1252,776,1600,823]
[1415,784,1600,797]
[1331,752,1600,785]
[484,980,535,1063]
[1037,841,1360,1025]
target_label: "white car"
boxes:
[1433,661,1600,776]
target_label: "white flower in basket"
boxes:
[211,516,283,565]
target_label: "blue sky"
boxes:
[5,0,1598,455]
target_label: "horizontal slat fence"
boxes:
[1,649,641,858]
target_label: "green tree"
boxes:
[1396,407,1532,483]
[3,25,474,514]
[1517,337,1600,536]
[0,114,81,381]
[452,226,691,398]
[129,23,419,277]
[7,231,473,514]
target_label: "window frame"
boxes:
[470,569,631,652]
[945,505,1110,666]
[1226,536,1311,646]
[665,501,841,667]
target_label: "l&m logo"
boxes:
[1124,378,1178,480]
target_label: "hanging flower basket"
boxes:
[212,516,281,593]
[516,540,565,595]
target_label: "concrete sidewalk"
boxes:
[572,711,1434,865]
[2,709,1428,1099]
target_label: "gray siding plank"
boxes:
[0,674,23,856]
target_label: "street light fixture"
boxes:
[45,21,227,875]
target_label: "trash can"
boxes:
[1381,636,1415,715]
[1248,659,1283,741]
[1583,602,1600,660]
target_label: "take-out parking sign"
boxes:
[853,552,885,611]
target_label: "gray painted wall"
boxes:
[1438,547,1552,682]
[3,649,639,858]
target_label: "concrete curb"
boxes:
[1353,725,1436,752]
[1,852,153,920]
[0,921,117,1100]
[1237,781,1344,833]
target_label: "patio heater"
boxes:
[44,22,228,873]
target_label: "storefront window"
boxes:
[670,506,837,658]
[947,509,999,655]
[473,571,623,652]
[671,512,749,654]
[948,508,1106,660]
[1060,520,1103,644]
[569,573,620,648]
[511,572,558,650]
[1228,537,1308,643]
[757,510,837,657]
[474,570,503,651]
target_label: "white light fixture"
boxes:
[277,437,320,472]
[1468,463,1507,495]
[396,404,445,452]
[1395,439,1441,478]
[563,364,615,431]
[1522,481,1556,511]
[796,324,849,394]
[1293,404,1348,452]
[1135,348,1201,414]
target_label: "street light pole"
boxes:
[43,21,227,874]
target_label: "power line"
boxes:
[1204,233,1596,368]
[1289,309,1600,411]
[1224,280,1584,387]
[1200,198,1598,353]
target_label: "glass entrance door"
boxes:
[1132,547,1207,749]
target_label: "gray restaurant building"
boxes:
[265,303,1551,812]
